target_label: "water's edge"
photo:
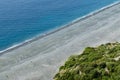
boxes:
[0,1,120,55]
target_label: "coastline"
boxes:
[0,1,120,80]
[0,1,120,55]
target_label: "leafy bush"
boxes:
[54,42,120,80]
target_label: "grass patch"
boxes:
[54,42,120,80]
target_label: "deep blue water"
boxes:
[0,0,119,51]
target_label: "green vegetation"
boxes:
[54,42,120,80]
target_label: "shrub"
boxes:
[54,42,120,80]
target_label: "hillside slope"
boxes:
[54,42,120,80]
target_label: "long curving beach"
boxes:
[0,2,120,80]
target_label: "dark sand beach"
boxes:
[0,2,120,80]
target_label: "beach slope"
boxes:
[0,2,120,80]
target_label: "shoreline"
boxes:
[1,1,120,80]
[0,1,120,55]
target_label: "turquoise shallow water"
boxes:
[0,0,119,51]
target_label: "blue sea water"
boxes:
[0,0,119,51]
